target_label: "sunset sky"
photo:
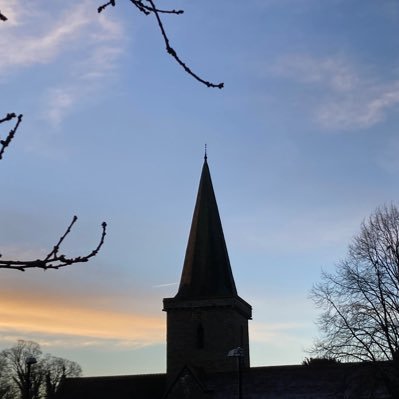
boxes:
[1,0,399,376]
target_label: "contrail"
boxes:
[152,282,178,289]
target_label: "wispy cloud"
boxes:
[249,320,315,366]
[0,2,92,73]
[0,292,164,349]
[250,321,309,343]
[0,0,38,28]
[270,54,358,92]
[230,208,363,253]
[42,4,125,126]
[269,54,399,130]
[0,1,126,126]
[317,81,399,130]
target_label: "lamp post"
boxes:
[227,347,244,399]
[25,356,37,399]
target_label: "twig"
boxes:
[130,0,184,15]
[0,10,7,21]
[0,113,16,124]
[0,114,23,160]
[97,0,224,88]
[147,0,223,88]
[97,0,115,13]
[0,217,107,271]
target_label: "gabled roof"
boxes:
[163,365,212,399]
[175,157,237,299]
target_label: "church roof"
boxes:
[56,363,389,399]
[57,373,166,399]
[175,157,238,300]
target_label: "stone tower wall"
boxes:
[165,303,250,375]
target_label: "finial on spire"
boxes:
[204,144,208,162]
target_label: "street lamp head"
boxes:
[26,356,37,365]
[227,347,244,357]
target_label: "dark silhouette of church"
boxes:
[58,157,389,398]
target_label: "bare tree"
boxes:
[42,356,81,399]
[311,204,399,397]
[0,356,12,399]
[0,341,82,399]
[1,340,43,399]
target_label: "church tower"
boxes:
[163,156,252,376]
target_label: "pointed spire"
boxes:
[175,157,237,299]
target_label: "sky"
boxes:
[0,0,399,377]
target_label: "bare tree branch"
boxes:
[0,113,23,160]
[311,204,399,397]
[3,2,223,87]
[97,0,224,89]
[97,0,116,13]
[0,114,107,269]
[131,0,183,16]
[0,217,107,271]
[0,11,107,273]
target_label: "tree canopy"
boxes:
[311,204,399,396]
[0,340,81,399]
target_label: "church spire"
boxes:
[163,156,252,375]
[175,157,237,299]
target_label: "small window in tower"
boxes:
[197,323,204,349]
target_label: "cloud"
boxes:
[0,1,126,127]
[316,81,399,130]
[0,2,90,73]
[42,4,125,126]
[249,319,315,365]
[230,208,362,253]
[250,321,308,343]
[269,54,399,130]
[44,46,124,126]
[0,0,38,27]
[270,54,358,92]
[0,291,164,349]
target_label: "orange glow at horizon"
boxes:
[0,292,165,347]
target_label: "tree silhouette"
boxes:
[0,340,82,399]
[311,204,399,397]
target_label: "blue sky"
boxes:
[1,0,399,376]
